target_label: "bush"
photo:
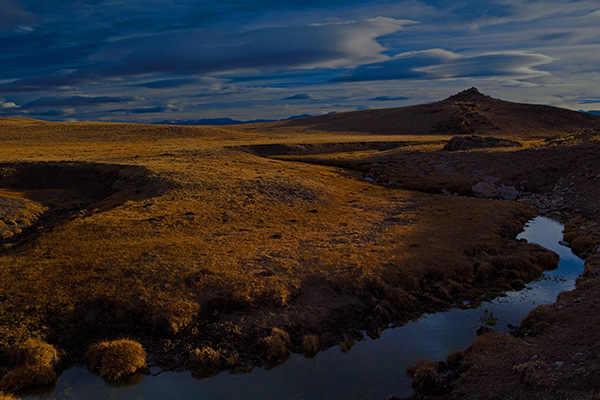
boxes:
[87,339,146,380]
[0,339,59,392]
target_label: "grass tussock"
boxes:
[263,328,290,363]
[301,335,319,358]
[189,346,222,375]
[339,337,356,353]
[87,339,146,380]
[0,392,21,400]
[520,304,557,336]
[406,359,443,394]
[0,339,58,392]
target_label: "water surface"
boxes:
[26,216,583,400]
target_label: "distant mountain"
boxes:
[245,88,600,137]
[154,114,314,126]
[583,110,600,116]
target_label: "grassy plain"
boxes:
[1,89,598,394]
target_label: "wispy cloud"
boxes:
[333,49,553,81]
[1,0,600,122]
[20,95,141,110]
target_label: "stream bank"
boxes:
[22,217,583,400]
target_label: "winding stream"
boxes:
[25,216,584,400]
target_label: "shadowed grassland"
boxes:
[0,116,564,388]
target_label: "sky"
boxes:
[1,0,600,122]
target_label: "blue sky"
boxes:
[1,0,600,122]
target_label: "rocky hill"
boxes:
[250,88,600,137]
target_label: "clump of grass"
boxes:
[0,392,21,400]
[87,339,146,380]
[520,304,556,336]
[302,335,319,358]
[0,339,59,392]
[0,365,57,393]
[263,328,290,363]
[571,236,595,256]
[339,337,356,353]
[445,349,464,370]
[406,358,442,394]
[189,346,222,373]
[513,359,546,386]
[14,338,58,366]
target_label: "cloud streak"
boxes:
[333,49,553,81]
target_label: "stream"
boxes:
[25,216,584,400]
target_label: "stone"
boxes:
[498,185,519,201]
[482,176,501,183]
[472,181,497,198]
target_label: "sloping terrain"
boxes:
[0,89,598,399]
[242,88,600,137]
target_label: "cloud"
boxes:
[30,108,76,117]
[126,104,177,114]
[94,17,412,77]
[282,93,314,100]
[0,0,40,33]
[20,95,141,109]
[135,78,197,89]
[333,49,553,82]
[0,101,18,109]
[368,96,409,101]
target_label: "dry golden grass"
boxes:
[262,328,291,363]
[0,339,58,392]
[0,392,21,400]
[301,335,319,358]
[189,346,222,373]
[87,339,146,380]
[0,117,562,375]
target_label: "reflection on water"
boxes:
[25,217,583,400]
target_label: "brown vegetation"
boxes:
[0,339,58,392]
[1,89,597,393]
[301,335,319,358]
[0,392,21,400]
[87,339,146,380]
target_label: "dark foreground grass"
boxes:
[0,339,58,393]
[87,339,146,380]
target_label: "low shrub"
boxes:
[87,339,146,380]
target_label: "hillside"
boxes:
[244,88,600,137]
[0,89,598,399]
